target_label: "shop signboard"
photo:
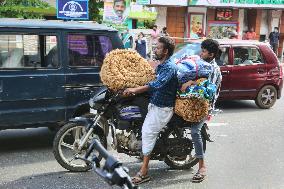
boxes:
[207,21,239,39]
[57,0,88,19]
[128,3,157,20]
[188,13,205,39]
[188,0,284,8]
[137,0,150,5]
[103,0,130,27]
[215,9,233,21]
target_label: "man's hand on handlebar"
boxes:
[123,86,150,97]
[123,88,137,96]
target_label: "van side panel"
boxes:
[0,29,66,128]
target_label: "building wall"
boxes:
[260,10,269,37]
[238,9,245,37]
[278,11,284,57]
[167,7,187,43]
[155,7,167,30]
[247,9,262,40]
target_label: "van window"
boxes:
[233,47,264,65]
[0,34,58,69]
[67,34,112,67]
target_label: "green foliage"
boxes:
[0,0,55,19]
[1,0,50,7]
[89,0,104,23]
[144,19,155,29]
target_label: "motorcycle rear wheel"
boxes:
[164,127,206,170]
[53,121,106,172]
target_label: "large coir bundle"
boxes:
[175,97,209,123]
[100,49,155,91]
[175,78,210,123]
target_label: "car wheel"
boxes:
[255,85,277,109]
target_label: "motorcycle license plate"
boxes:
[90,108,97,114]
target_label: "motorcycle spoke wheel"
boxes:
[58,125,89,168]
[164,128,204,169]
[53,119,107,172]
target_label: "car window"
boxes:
[216,47,229,66]
[67,34,113,67]
[0,34,58,69]
[233,46,264,65]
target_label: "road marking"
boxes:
[216,134,228,137]
[207,122,229,127]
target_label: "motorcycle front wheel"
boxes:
[53,121,106,172]
[164,127,206,169]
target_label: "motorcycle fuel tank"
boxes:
[119,106,142,120]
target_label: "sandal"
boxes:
[132,172,151,185]
[191,172,206,183]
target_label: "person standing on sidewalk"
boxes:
[269,27,280,56]
[160,27,169,37]
[151,25,160,59]
[181,39,222,183]
[123,37,178,185]
[134,32,147,58]
[243,27,256,40]
[151,25,160,45]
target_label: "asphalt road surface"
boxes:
[0,95,283,189]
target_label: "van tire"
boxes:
[255,85,277,109]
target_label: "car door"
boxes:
[215,45,232,99]
[0,29,65,127]
[63,30,115,119]
[229,45,267,99]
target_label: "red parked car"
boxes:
[175,40,283,109]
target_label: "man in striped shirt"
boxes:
[187,39,222,183]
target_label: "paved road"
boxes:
[0,95,283,189]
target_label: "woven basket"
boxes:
[174,78,209,122]
[175,97,209,123]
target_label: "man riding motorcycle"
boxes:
[123,36,178,184]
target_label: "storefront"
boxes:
[187,1,284,40]
[137,0,188,43]
[143,0,284,55]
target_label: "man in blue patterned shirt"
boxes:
[123,37,178,184]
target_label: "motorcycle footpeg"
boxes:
[207,134,214,142]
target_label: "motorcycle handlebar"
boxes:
[83,139,138,189]
[88,139,109,160]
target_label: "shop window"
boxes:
[0,34,58,69]
[67,34,112,67]
[233,47,264,65]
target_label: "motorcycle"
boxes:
[53,86,213,172]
